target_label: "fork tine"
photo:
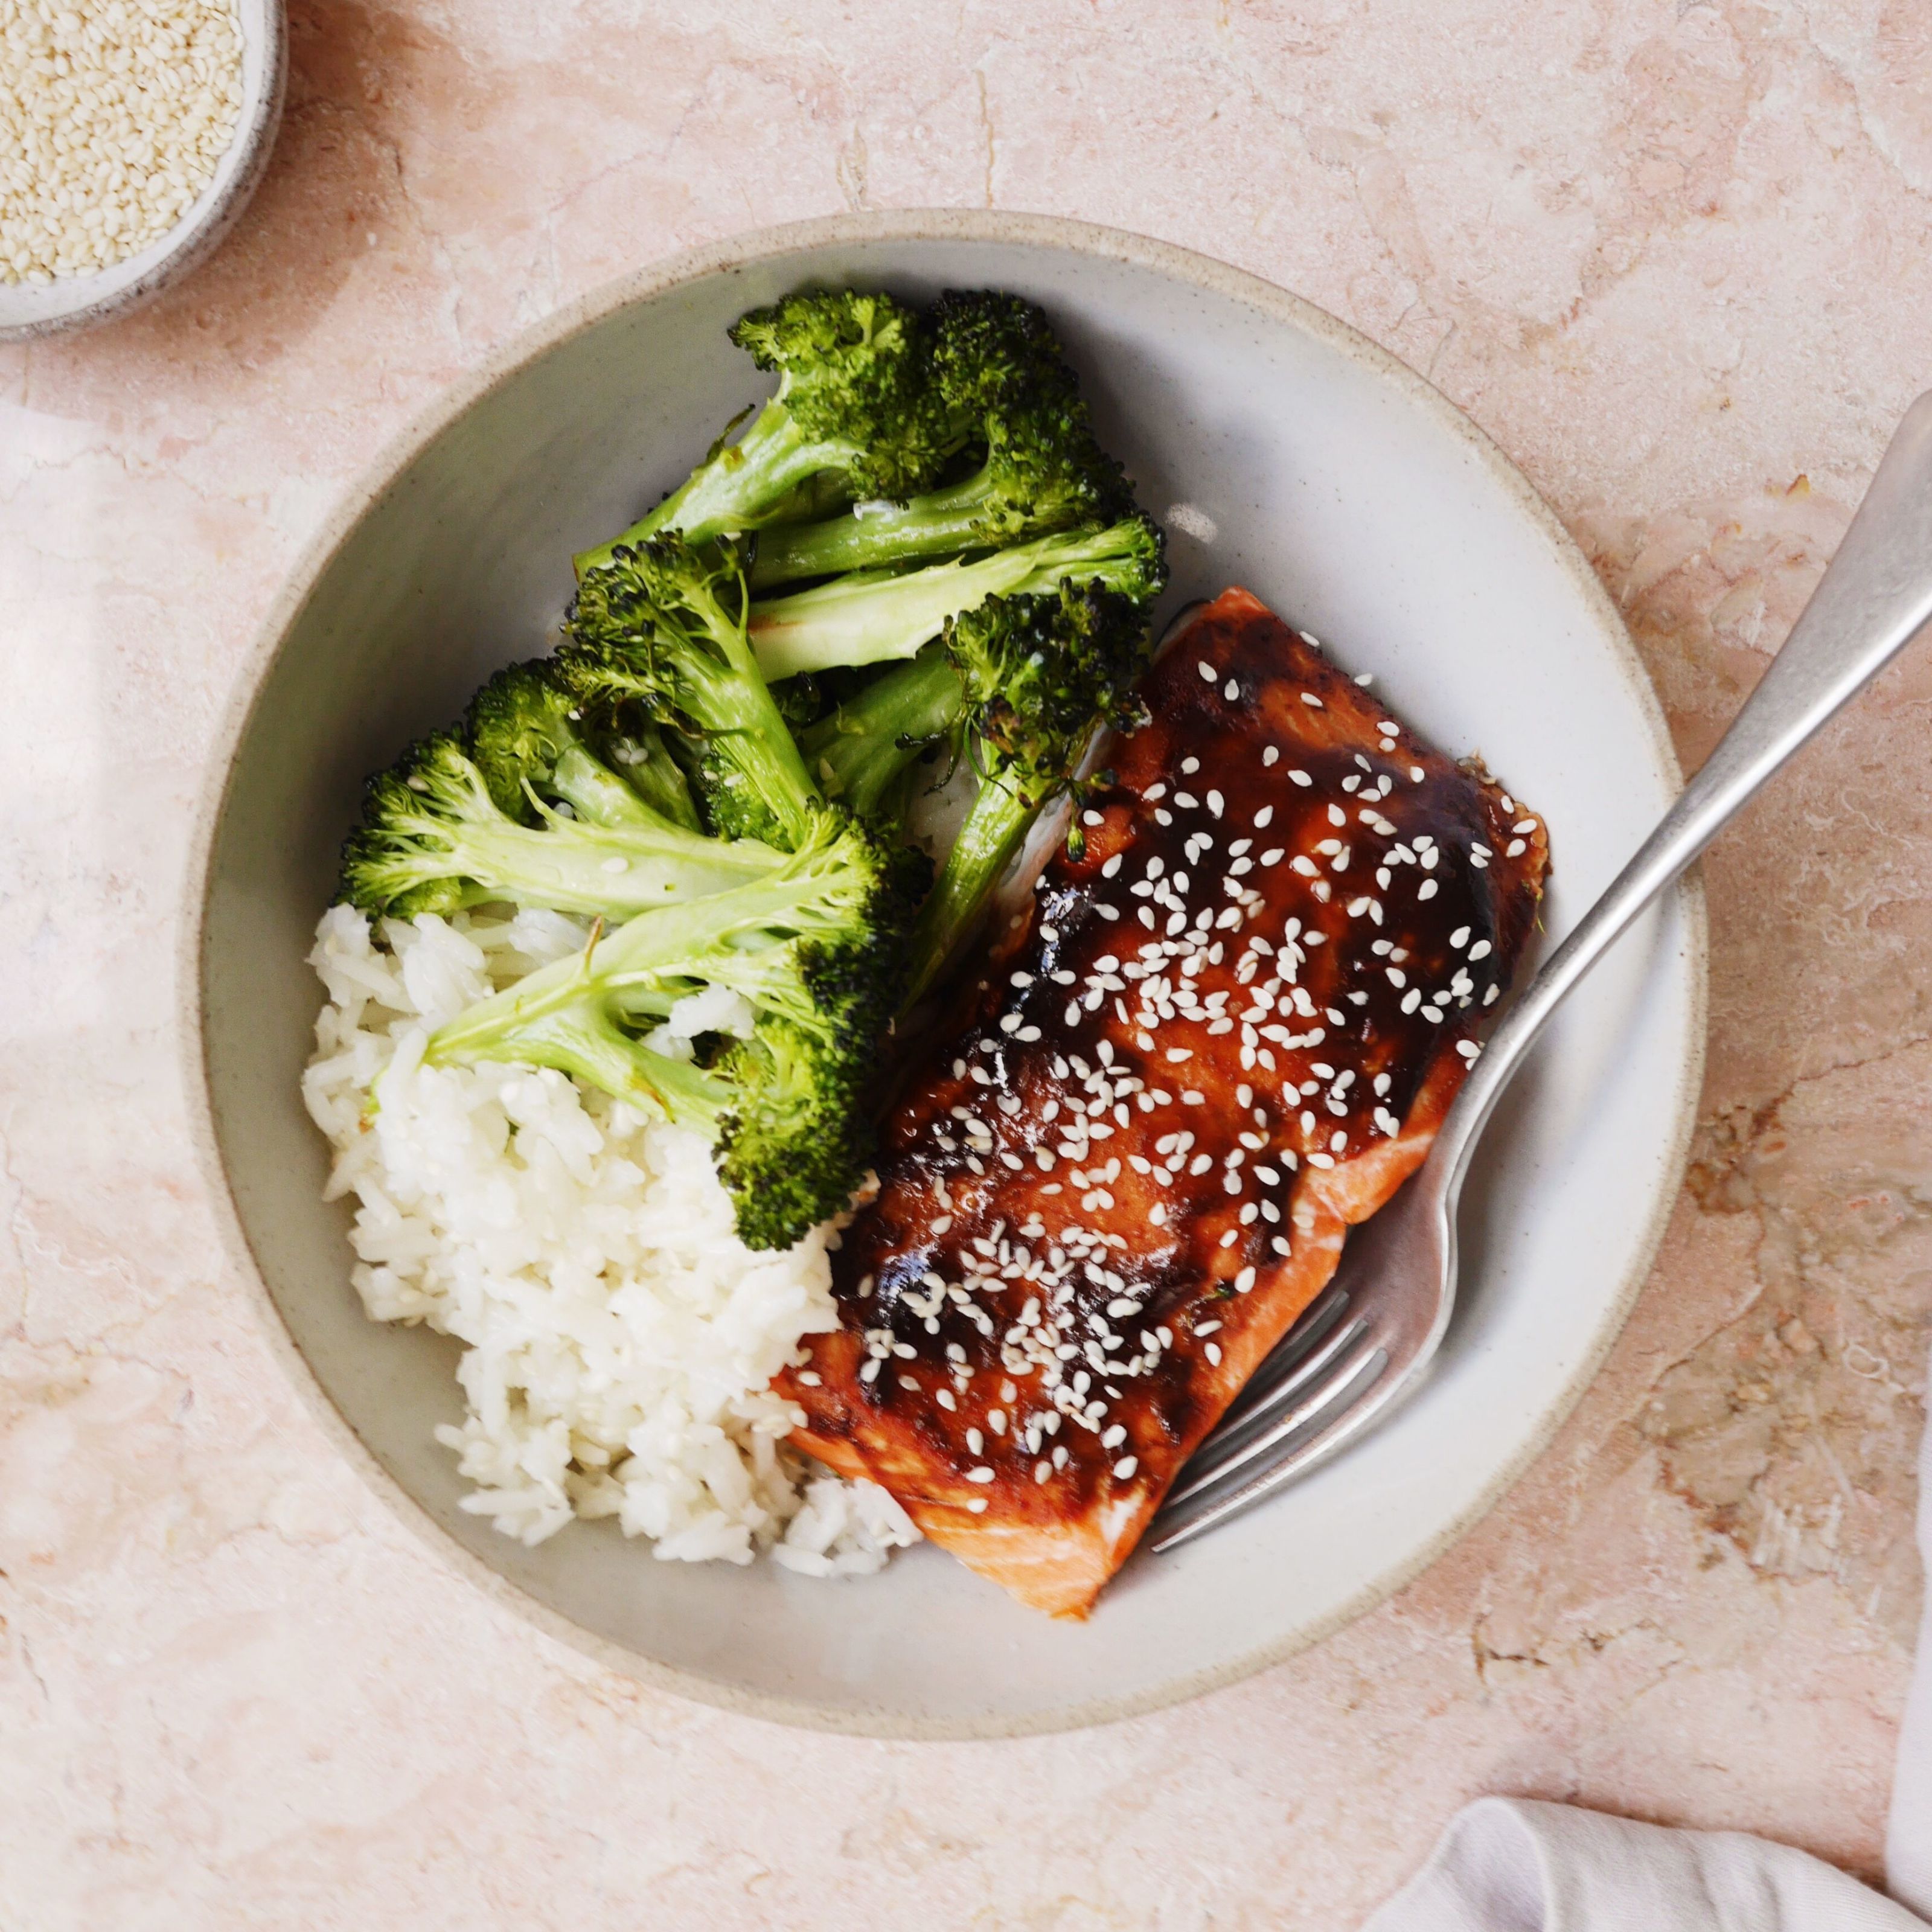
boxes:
[1219,1282,1353,1425]
[1151,1343,1392,1552]
[1165,1313,1371,1502]
[1161,1319,1378,1510]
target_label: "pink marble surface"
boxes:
[5,1,1932,1924]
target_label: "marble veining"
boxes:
[5,1,1931,1924]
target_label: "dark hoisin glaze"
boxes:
[780,588,1550,1614]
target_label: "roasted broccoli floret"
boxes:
[573,290,963,574]
[749,290,1130,587]
[903,581,1153,1005]
[746,513,1166,680]
[337,729,788,922]
[562,534,825,848]
[423,815,920,1248]
[465,659,701,833]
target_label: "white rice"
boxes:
[300,902,918,1578]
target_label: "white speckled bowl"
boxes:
[0,0,286,342]
[185,212,1705,1738]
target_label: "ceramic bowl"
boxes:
[0,0,286,343]
[185,211,1705,1738]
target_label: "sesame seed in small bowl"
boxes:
[0,0,286,343]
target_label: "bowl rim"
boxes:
[179,207,1707,1740]
[0,0,289,344]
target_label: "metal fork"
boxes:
[1153,388,1932,1555]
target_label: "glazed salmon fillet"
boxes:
[779,588,1550,1616]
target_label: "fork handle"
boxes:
[1438,388,1932,1188]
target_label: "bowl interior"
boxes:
[0,0,284,341]
[195,222,1701,1735]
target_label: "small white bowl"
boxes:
[0,0,286,342]
[187,213,1704,1736]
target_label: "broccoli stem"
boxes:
[608,728,703,831]
[424,843,895,1188]
[427,863,861,1063]
[546,745,670,830]
[574,403,848,577]
[749,469,1002,588]
[668,572,826,849]
[901,767,1042,1008]
[433,998,732,1131]
[746,521,1156,680]
[796,646,965,821]
[424,810,790,918]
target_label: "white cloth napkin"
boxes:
[1884,1373,1932,1922]
[1364,1799,1920,1931]
[1364,1343,1932,1931]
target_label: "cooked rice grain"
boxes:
[301,903,917,1577]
